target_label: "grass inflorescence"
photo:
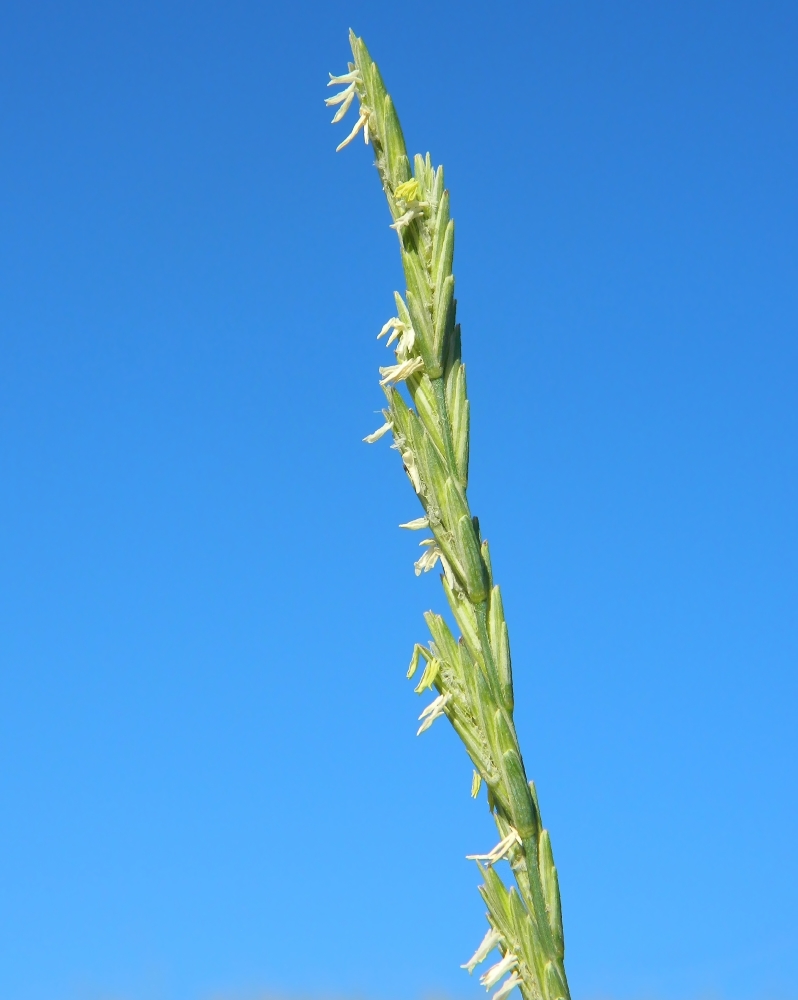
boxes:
[327,31,571,1000]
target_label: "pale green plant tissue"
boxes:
[328,31,571,1000]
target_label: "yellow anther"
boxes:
[394,178,420,202]
[471,770,482,798]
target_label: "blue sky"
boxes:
[0,2,796,999]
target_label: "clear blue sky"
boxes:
[0,2,796,999]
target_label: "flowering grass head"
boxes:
[328,31,571,1000]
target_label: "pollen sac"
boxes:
[395,177,420,202]
[414,655,440,694]
[407,643,427,679]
